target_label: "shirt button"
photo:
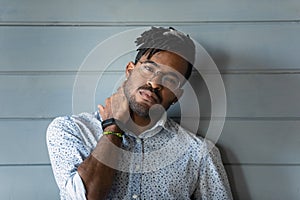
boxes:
[132,194,139,199]
[136,139,141,144]
[135,164,140,171]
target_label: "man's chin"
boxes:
[129,103,150,118]
[131,104,165,119]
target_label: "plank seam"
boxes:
[0,20,299,26]
[2,69,300,75]
[0,117,300,121]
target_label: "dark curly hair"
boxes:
[135,27,195,80]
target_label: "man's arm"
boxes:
[77,125,123,200]
[46,115,96,199]
[77,86,129,200]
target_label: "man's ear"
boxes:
[126,61,135,78]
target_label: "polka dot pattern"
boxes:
[47,112,232,199]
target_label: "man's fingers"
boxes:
[98,104,105,116]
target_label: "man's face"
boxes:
[124,51,189,118]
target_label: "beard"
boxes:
[128,95,150,117]
[124,81,151,117]
[124,79,163,118]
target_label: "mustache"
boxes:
[138,85,162,103]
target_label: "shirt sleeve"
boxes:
[192,143,233,200]
[65,172,87,200]
[46,116,89,200]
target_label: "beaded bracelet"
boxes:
[103,131,123,139]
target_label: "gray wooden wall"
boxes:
[1,1,300,199]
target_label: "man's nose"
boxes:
[147,75,163,90]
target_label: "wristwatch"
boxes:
[101,118,118,130]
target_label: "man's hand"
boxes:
[98,85,130,131]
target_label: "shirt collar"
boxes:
[138,112,167,139]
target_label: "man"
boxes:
[47,27,232,200]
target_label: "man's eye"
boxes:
[144,65,155,73]
[164,76,178,85]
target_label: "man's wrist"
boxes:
[101,118,117,130]
[103,131,123,138]
[103,124,124,134]
[102,118,124,129]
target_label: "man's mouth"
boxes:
[138,89,160,104]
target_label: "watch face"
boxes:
[101,118,116,129]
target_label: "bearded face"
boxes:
[123,51,188,120]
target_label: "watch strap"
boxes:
[101,118,117,130]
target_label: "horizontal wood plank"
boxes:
[226,165,300,200]
[0,0,299,22]
[0,119,51,164]
[217,120,300,165]
[0,24,299,71]
[0,165,59,200]
[1,73,300,118]
[1,119,299,165]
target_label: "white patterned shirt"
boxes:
[47,112,232,200]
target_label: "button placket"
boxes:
[128,137,144,199]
